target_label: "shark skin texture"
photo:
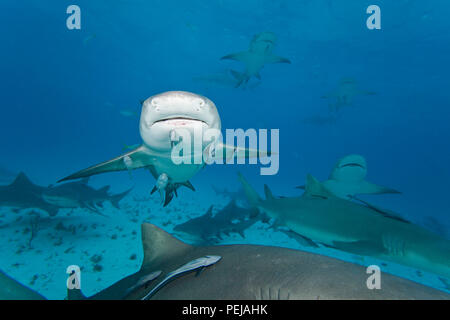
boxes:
[72,224,449,300]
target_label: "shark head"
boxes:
[329,154,367,183]
[139,91,221,152]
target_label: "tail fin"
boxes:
[237,173,261,207]
[230,70,248,88]
[111,188,132,209]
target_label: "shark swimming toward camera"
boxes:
[58,91,266,206]
[239,173,450,280]
[173,200,260,244]
[296,154,401,200]
[3,223,448,300]
[221,32,291,87]
[322,78,376,112]
[42,178,131,216]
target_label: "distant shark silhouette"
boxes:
[173,200,260,244]
[1,223,448,299]
[0,173,61,216]
[221,32,291,87]
[0,172,130,216]
[239,173,450,280]
[42,179,131,216]
[210,185,247,203]
[296,154,401,199]
[193,69,262,90]
[322,78,376,112]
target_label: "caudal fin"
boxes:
[237,173,261,207]
[111,188,133,209]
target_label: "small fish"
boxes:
[123,270,162,298]
[141,255,222,300]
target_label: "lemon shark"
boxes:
[221,32,291,87]
[1,223,448,300]
[173,200,260,244]
[239,173,450,280]
[58,91,263,206]
[322,78,376,112]
[42,179,131,216]
[0,172,61,216]
[297,154,401,200]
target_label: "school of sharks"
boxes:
[1,4,450,301]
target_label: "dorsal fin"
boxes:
[140,223,191,269]
[264,184,274,200]
[12,172,33,186]
[304,174,333,199]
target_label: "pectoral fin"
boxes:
[58,145,153,182]
[221,51,253,64]
[358,181,401,195]
[264,54,291,64]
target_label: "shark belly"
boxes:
[151,155,205,183]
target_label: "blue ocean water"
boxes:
[0,0,449,299]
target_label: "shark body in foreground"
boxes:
[1,223,448,300]
[239,173,450,280]
[221,32,291,87]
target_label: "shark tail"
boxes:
[230,70,249,88]
[237,173,261,207]
[111,188,133,209]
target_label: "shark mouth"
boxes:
[152,117,208,127]
[339,163,366,169]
